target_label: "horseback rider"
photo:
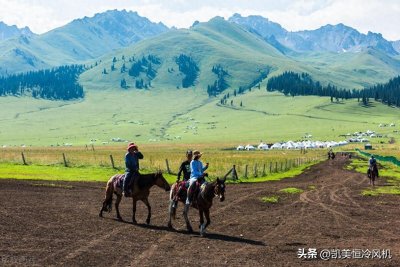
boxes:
[185,150,208,209]
[123,143,143,197]
[172,150,193,208]
[177,150,193,182]
[368,155,379,177]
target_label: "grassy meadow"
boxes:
[1,89,400,147]
[0,144,325,182]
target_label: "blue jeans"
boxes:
[185,177,198,205]
[123,171,137,193]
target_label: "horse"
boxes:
[168,177,226,236]
[328,151,335,160]
[99,171,171,224]
[368,164,379,186]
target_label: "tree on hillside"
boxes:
[175,54,199,88]
[0,65,85,100]
[120,78,127,89]
[121,63,127,73]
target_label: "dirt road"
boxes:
[0,157,399,266]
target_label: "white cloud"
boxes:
[0,0,399,40]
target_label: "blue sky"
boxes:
[0,0,399,40]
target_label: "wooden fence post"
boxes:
[224,165,238,180]
[262,163,266,176]
[244,165,248,178]
[280,162,283,172]
[165,159,171,174]
[110,155,115,169]
[62,153,68,167]
[269,162,272,173]
[232,165,238,180]
[275,162,278,172]
[254,163,258,177]
[21,152,27,165]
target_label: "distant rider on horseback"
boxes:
[368,155,379,177]
[123,143,143,197]
[185,150,208,210]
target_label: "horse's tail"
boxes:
[169,183,177,220]
[104,176,115,212]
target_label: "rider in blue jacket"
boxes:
[185,150,208,208]
[123,143,143,197]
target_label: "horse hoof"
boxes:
[132,220,137,225]
[146,219,151,225]
[168,223,173,229]
[99,212,103,218]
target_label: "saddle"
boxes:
[175,180,205,203]
[113,174,125,189]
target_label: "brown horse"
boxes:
[168,177,226,236]
[99,171,171,224]
[368,164,379,187]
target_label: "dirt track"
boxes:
[1,157,399,266]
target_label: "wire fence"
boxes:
[0,146,327,179]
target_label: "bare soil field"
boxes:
[0,157,399,266]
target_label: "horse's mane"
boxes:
[137,173,158,189]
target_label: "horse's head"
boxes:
[154,171,171,192]
[214,177,226,202]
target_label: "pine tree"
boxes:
[120,78,127,89]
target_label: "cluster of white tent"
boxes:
[237,140,349,151]
[345,130,384,143]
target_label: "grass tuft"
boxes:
[261,195,279,203]
[279,187,304,194]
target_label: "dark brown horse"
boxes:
[368,164,379,186]
[99,171,171,224]
[168,178,226,236]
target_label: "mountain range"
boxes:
[0,10,168,74]
[229,13,399,55]
[0,21,33,41]
[0,10,400,90]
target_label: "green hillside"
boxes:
[80,17,287,92]
[290,48,400,88]
[81,17,400,93]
